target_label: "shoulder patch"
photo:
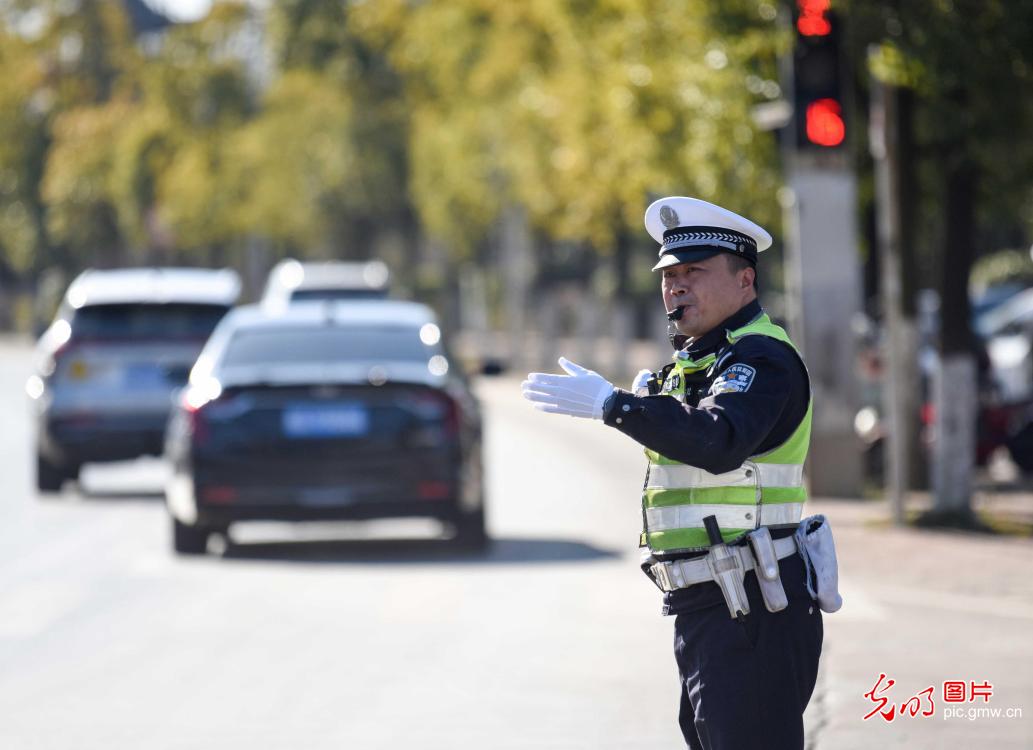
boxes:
[710,363,756,394]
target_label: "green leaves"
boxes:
[353,0,782,255]
[1,0,785,272]
[224,70,355,246]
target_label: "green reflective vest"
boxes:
[640,313,812,553]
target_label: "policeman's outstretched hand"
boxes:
[521,357,615,420]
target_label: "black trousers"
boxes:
[671,553,823,750]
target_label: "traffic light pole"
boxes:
[782,155,863,498]
[781,0,863,498]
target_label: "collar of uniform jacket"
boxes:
[683,299,763,356]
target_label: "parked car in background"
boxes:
[163,300,485,554]
[27,268,241,492]
[975,287,1033,473]
[260,259,390,311]
[854,286,1033,481]
[975,286,1033,403]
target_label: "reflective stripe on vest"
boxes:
[640,312,812,553]
[644,502,803,532]
[645,462,804,490]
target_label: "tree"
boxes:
[352,0,785,259]
[260,0,411,260]
[0,24,49,272]
[223,70,355,248]
[847,0,1033,522]
[2,0,795,316]
[0,0,140,271]
[130,3,255,257]
[42,98,134,266]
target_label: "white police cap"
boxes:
[644,196,772,271]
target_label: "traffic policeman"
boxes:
[522,196,826,749]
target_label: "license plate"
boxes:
[123,363,168,388]
[70,360,120,385]
[297,487,355,507]
[282,404,369,438]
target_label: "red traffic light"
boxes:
[805,98,845,147]
[797,0,832,36]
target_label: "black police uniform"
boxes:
[601,298,823,750]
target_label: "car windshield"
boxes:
[219,326,440,367]
[71,303,230,341]
[290,288,388,302]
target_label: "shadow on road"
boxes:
[74,488,166,501]
[220,536,622,566]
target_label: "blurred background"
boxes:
[0,1,1031,748]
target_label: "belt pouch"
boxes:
[795,515,843,613]
[748,527,788,613]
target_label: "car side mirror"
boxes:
[480,358,506,376]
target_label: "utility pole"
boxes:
[869,71,912,524]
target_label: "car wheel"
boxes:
[1007,420,1033,473]
[172,518,210,555]
[453,506,489,550]
[36,453,66,493]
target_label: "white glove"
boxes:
[521,357,615,420]
[631,368,653,395]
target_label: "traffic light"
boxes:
[793,0,846,149]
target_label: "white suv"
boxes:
[28,268,240,492]
[260,259,390,311]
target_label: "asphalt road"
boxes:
[3,336,1031,749]
[0,339,681,749]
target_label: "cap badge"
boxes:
[659,205,680,229]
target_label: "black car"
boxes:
[164,300,485,554]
